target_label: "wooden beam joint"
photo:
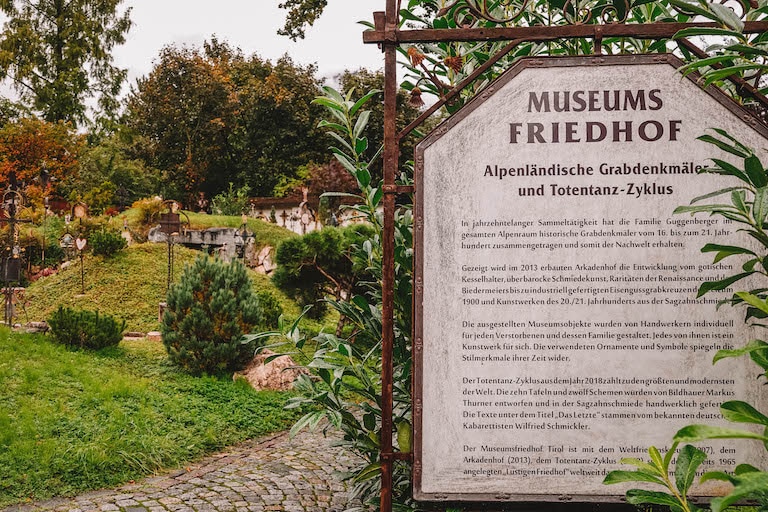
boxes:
[363,21,768,45]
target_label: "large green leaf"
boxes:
[666,0,719,20]
[353,110,371,141]
[664,441,680,473]
[332,152,358,174]
[710,158,750,183]
[697,272,756,297]
[327,131,355,155]
[735,463,761,474]
[699,135,752,158]
[674,204,739,215]
[704,65,768,86]
[713,339,768,364]
[356,166,372,188]
[355,136,369,156]
[320,191,363,200]
[649,446,665,472]
[747,155,768,187]
[678,55,740,77]
[735,292,768,315]
[397,420,412,453]
[312,96,346,112]
[726,44,768,57]
[603,470,666,486]
[752,345,768,371]
[674,424,768,442]
[701,471,737,484]
[618,457,661,474]
[675,445,707,495]
[289,410,324,438]
[701,243,756,263]
[732,189,749,213]
[349,90,381,117]
[756,187,768,227]
[353,462,383,483]
[691,186,747,204]
[720,401,768,425]
[709,2,745,30]
[712,129,754,152]
[674,27,745,39]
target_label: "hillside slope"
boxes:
[22,243,304,333]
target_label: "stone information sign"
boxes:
[414,55,768,502]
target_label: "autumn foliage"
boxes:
[0,118,83,194]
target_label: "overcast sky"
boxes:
[113,0,385,86]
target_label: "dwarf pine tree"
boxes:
[162,255,262,375]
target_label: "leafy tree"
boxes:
[64,133,160,211]
[125,39,329,203]
[272,224,373,327]
[277,0,327,41]
[0,98,27,128]
[124,41,238,205]
[0,0,132,127]
[229,54,328,196]
[0,117,83,197]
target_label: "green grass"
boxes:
[0,330,302,507]
[21,242,335,334]
[23,243,199,333]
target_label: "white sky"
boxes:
[114,0,386,86]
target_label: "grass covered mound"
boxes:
[22,243,198,333]
[21,243,307,333]
[0,330,302,507]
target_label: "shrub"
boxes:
[272,225,374,321]
[89,229,127,257]
[255,290,282,330]
[162,255,263,375]
[210,183,251,216]
[47,306,125,350]
[131,197,164,225]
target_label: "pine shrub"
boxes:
[47,306,125,350]
[162,256,264,375]
[89,229,127,257]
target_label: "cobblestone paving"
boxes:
[3,429,358,512]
